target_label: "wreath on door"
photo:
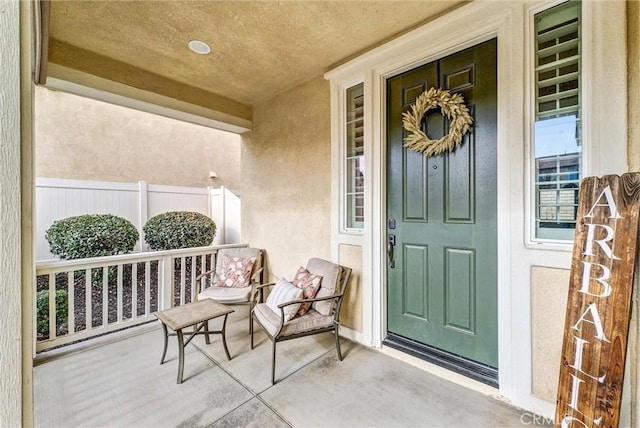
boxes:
[402,87,474,157]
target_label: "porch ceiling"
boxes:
[46,0,465,126]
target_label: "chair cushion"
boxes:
[306,258,341,315]
[215,255,256,288]
[217,247,262,267]
[265,278,303,322]
[291,266,322,317]
[254,303,335,337]
[198,285,251,304]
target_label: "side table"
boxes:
[154,299,234,384]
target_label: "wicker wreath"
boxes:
[401,87,473,157]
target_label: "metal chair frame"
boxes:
[195,247,266,330]
[250,262,352,384]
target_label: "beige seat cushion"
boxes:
[198,285,251,304]
[306,258,340,315]
[253,303,334,337]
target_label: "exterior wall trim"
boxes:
[44,71,252,134]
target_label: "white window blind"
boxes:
[345,83,364,230]
[533,1,581,240]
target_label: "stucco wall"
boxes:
[35,86,241,189]
[627,4,640,425]
[242,76,362,331]
[242,76,332,280]
[1,1,24,425]
[630,0,640,403]
[339,244,363,332]
[531,267,569,402]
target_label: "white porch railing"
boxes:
[35,243,248,353]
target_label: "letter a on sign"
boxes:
[555,173,640,427]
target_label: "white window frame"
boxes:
[332,77,367,237]
[524,0,627,251]
[343,83,365,232]
[528,0,582,245]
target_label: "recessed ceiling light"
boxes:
[188,40,211,55]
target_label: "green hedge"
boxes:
[36,289,68,337]
[143,211,216,250]
[45,214,139,259]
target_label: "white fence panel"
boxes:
[147,184,210,218]
[224,188,241,243]
[209,186,241,245]
[145,184,211,251]
[36,178,241,261]
[210,188,224,246]
[36,178,139,260]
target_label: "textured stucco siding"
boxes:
[1,0,23,425]
[531,267,569,402]
[242,77,332,280]
[242,76,363,333]
[339,244,363,332]
[35,86,241,189]
[628,4,640,425]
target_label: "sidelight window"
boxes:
[532,0,582,241]
[345,83,364,230]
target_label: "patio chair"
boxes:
[250,258,352,384]
[195,247,265,330]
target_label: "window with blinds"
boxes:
[345,83,364,230]
[533,1,581,240]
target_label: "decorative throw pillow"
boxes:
[291,266,322,316]
[215,255,256,288]
[266,278,304,322]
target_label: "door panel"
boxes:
[445,110,475,223]
[386,39,497,370]
[403,244,429,320]
[403,152,428,222]
[444,247,475,333]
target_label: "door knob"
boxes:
[387,234,396,268]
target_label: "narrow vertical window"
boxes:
[533,1,581,241]
[346,83,364,230]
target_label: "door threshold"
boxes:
[383,333,498,388]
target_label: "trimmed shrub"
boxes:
[143,211,216,250]
[36,289,68,337]
[45,214,139,259]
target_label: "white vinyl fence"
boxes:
[36,178,241,260]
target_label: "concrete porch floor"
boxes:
[34,309,536,427]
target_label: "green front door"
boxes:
[386,39,498,381]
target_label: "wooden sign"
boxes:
[555,173,640,427]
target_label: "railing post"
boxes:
[138,181,148,252]
[34,244,246,352]
[207,185,214,219]
[160,254,173,310]
[220,185,227,244]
